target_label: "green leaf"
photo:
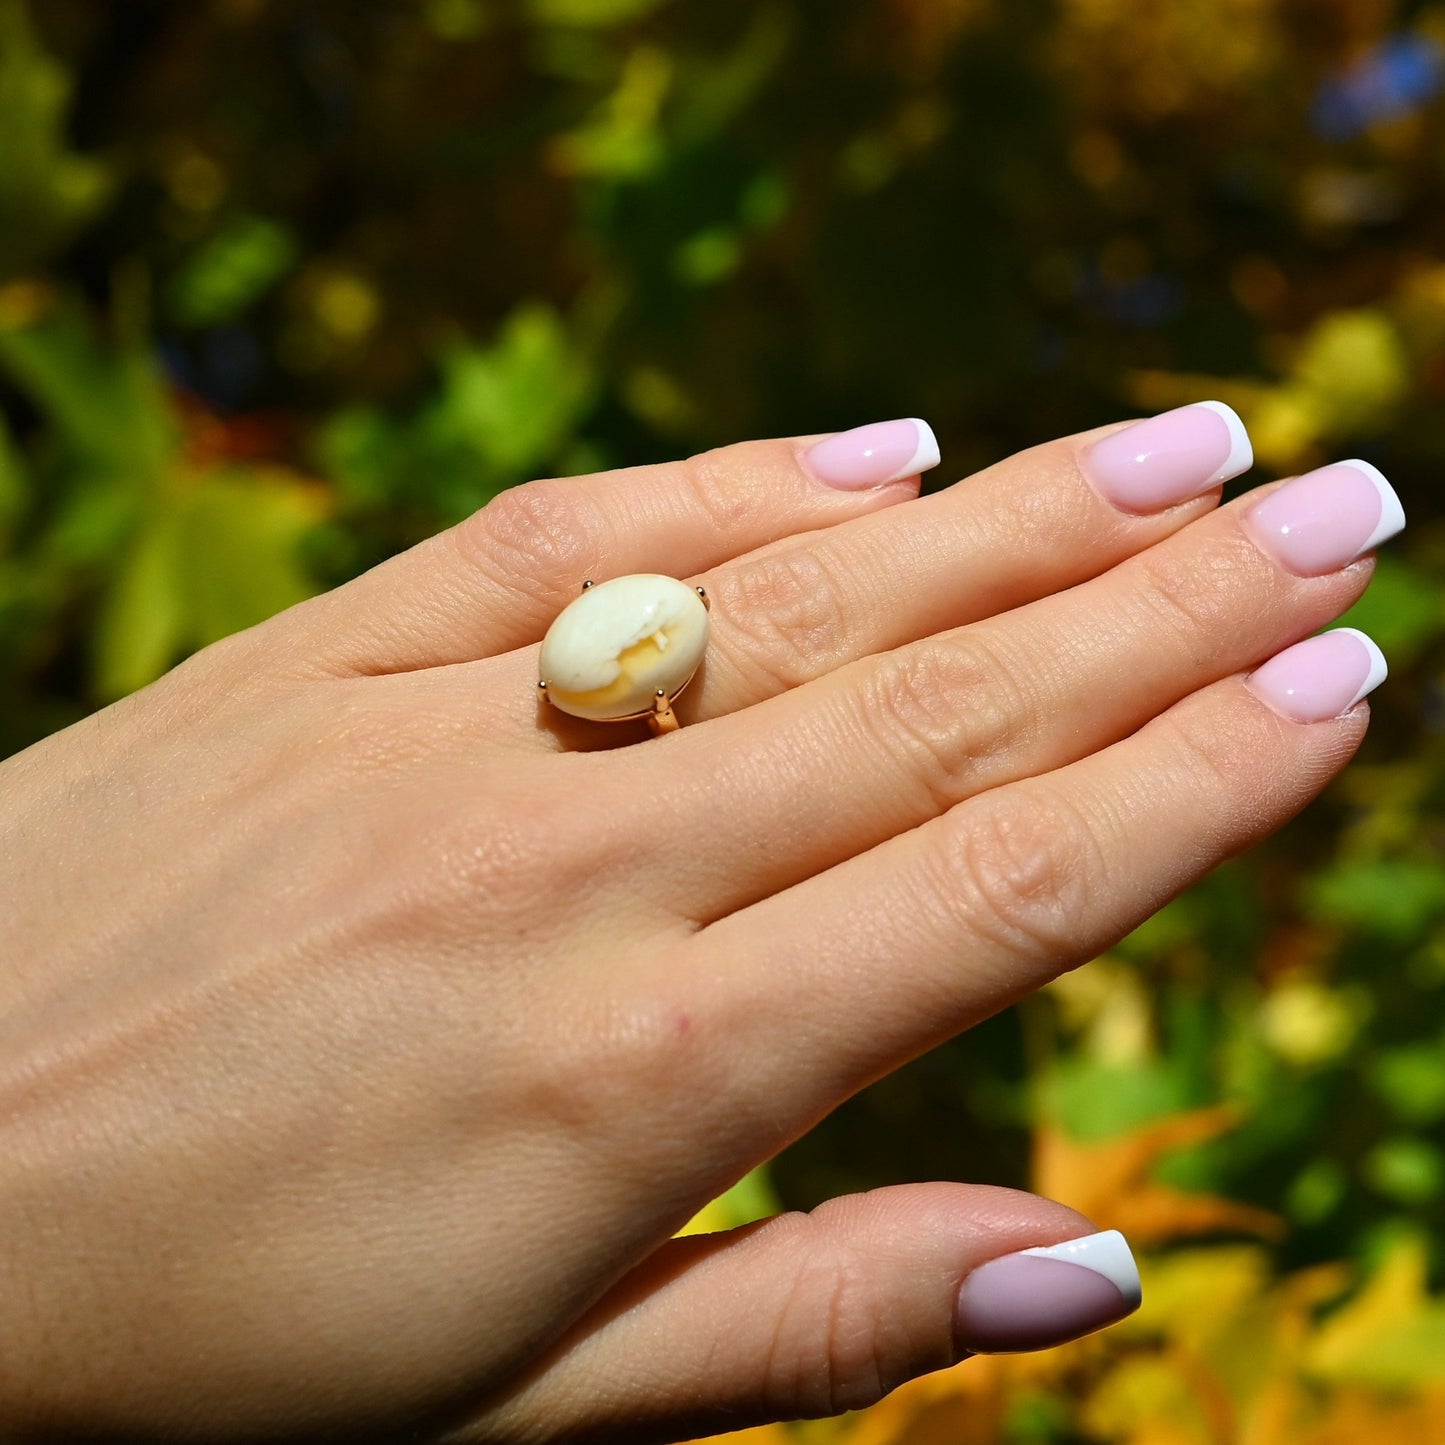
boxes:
[1371,1041,1445,1126]
[0,409,28,541]
[1303,859,1445,943]
[549,45,671,180]
[180,471,325,647]
[166,216,299,329]
[1037,1057,1193,1141]
[526,0,671,28]
[91,468,325,700]
[92,507,187,700]
[424,0,491,40]
[1364,1137,1445,1205]
[1332,554,1445,666]
[672,226,742,285]
[0,0,112,276]
[421,304,594,496]
[0,302,174,481]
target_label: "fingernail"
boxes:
[1245,627,1388,723]
[956,1230,1142,1354]
[1244,459,1406,576]
[1082,401,1253,513]
[803,418,941,491]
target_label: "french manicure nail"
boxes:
[1244,459,1406,576]
[1082,401,1253,513]
[803,418,941,491]
[1245,628,1388,723]
[956,1230,1142,1354]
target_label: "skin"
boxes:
[0,422,1371,1442]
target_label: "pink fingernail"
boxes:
[803,418,941,491]
[1082,401,1253,513]
[1245,628,1388,722]
[956,1230,1142,1354]
[1244,459,1405,576]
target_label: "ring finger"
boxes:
[474,401,1254,742]
[632,456,1402,921]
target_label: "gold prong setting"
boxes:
[537,574,710,729]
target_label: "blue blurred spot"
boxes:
[1076,266,1185,329]
[1313,32,1445,141]
[157,327,267,410]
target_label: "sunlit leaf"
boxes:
[676,1167,780,1237]
[430,305,594,484]
[680,1428,792,1445]
[1287,309,1410,437]
[91,465,326,699]
[549,45,671,179]
[1308,1235,1445,1388]
[180,468,327,647]
[1303,858,1445,943]
[166,216,299,329]
[91,506,187,700]
[1363,1138,1445,1206]
[1370,1039,1445,1126]
[1033,1107,1285,1247]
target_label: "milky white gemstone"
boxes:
[539,574,710,721]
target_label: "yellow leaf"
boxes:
[676,1167,779,1237]
[678,1428,794,1445]
[1307,1235,1445,1389]
[1032,1106,1285,1248]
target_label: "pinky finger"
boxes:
[463,1185,1139,1443]
[699,630,1383,1114]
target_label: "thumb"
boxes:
[468,1184,1141,1443]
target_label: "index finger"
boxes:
[254,422,938,678]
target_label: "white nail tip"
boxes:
[1332,627,1389,709]
[1021,1230,1142,1307]
[898,418,941,481]
[1338,459,1407,553]
[1196,400,1255,485]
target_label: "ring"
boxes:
[538,574,711,736]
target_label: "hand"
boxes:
[0,408,1395,1441]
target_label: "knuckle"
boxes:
[524,986,738,1158]
[762,1218,932,1418]
[1134,538,1244,653]
[713,545,855,690]
[860,638,1022,810]
[457,479,604,604]
[676,445,767,535]
[1158,701,1253,810]
[420,785,603,922]
[931,790,1100,957]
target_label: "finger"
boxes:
[679,401,1252,723]
[259,423,939,677]
[467,1186,1139,1443]
[693,648,1377,1114]
[460,402,1252,747]
[637,463,1387,919]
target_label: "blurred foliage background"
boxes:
[3,0,1445,1440]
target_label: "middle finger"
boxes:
[633,458,1402,922]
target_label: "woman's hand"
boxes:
[0,408,1397,1441]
